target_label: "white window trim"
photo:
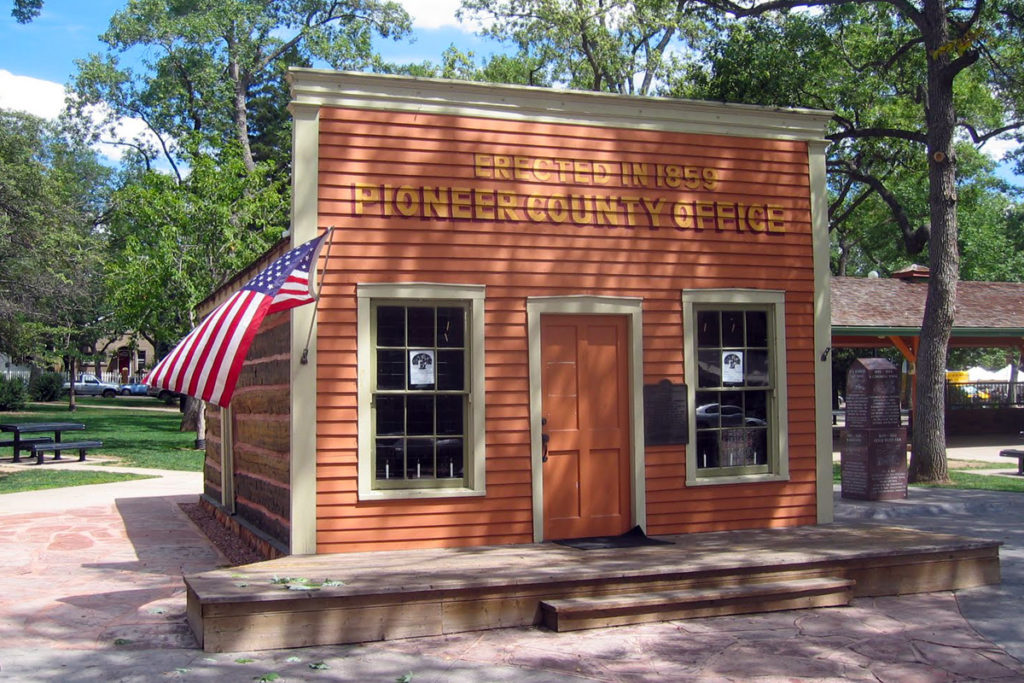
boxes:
[356,283,486,500]
[682,289,789,486]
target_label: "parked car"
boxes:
[119,382,149,396]
[62,373,120,398]
[695,403,767,428]
[147,385,184,403]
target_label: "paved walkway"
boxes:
[2,441,1024,681]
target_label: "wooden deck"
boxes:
[185,523,1001,652]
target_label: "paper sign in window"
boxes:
[409,350,435,385]
[721,351,744,384]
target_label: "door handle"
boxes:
[541,417,549,462]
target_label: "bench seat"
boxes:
[0,436,54,449]
[999,448,1024,475]
[29,440,103,465]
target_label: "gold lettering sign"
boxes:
[351,150,790,233]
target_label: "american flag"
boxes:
[145,231,329,408]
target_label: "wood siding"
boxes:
[230,313,292,550]
[315,107,818,553]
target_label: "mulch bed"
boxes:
[179,502,263,566]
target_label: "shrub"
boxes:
[0,376,28,411]
[28,372,64,402]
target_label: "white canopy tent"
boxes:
[966,365,1024,382]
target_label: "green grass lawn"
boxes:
[833,461,1024,492]
[0,469,157,494]
[1,402,203,493]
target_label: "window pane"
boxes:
[406,395,434,435]
[437,307,464,347]
[746,390,768,424]
[437,438,464,478]
[697,310,719,348]
[436,394,464,435]
[720,391,744,425]
[376,396,404,435]
[408,307,435,346]
[377,349,405,390]
[696,431,719,469]
[749,428,768,465]
[746,350,769,386]
[436,350,465,390]
[377,306,405,346]
[722,311,744,347]
[720,428,758,466]
[746,311,768,347]
[406,439,435,479]
[695,391,721,428]
[376,439,403,480]
[697,350,721,388]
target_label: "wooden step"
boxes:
[540,577,855,632]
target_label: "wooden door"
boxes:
[541,315,631,540]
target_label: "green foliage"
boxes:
[72,0,413,173]
[0,375,27,411]
[28,372,64,402]
[103,144,289,349]
[10,0,42,23]
[0,109,114,362]
[458,0,704,94]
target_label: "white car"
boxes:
[62,373,120,398]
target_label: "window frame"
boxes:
[682,289,789,486]
[357,283,486,500]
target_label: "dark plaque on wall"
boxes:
[643,380,689,446]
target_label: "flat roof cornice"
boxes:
[287,68,834,143]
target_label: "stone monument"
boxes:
[841,357,908,500]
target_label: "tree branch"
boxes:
[831,159,929,254]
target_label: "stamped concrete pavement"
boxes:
[2,458,1024,681]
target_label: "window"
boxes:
[682,290,789,484]
[357,284,485,499]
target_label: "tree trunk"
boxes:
[226,36,255,172]
[181,395,202,432]
[68,356,77,412]
[909,0,958,483]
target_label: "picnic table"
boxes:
[0,422,86,463]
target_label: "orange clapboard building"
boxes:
[201,69,835,558]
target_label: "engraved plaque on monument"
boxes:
[844,357,901,429]
[841,358,907,500]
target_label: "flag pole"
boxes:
[300,227,335,365]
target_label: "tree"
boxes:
[459,0,707,94]
[685,0,1024,482]
[69,0,412,175]
[0,109,114,376]
[10,0,41,23]
[103,144,289,355]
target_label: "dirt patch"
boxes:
[179,502,263,566]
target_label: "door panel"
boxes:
[542,315,630,540]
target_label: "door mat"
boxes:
[553,525,674,550]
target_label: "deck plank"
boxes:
[185,523,1001,652]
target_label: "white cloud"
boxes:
[0,69,165,164]
[980,135,1018,163]
[398,0,479,30]
[0,69,66,119]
